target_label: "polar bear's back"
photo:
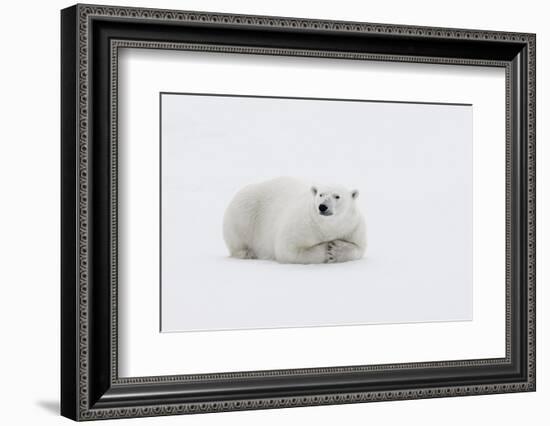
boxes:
[223,177,308,259]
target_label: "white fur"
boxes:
[223,177,366,264]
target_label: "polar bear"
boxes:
[223,177,366,264]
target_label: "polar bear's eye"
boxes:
[334,195,340,199]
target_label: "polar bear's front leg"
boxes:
[275,242,329,264]
[327,240,364,263]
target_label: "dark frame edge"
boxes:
[61,4,79,422]
[509,38,536,391]
[530,33,537,392]
[74,2,536,39]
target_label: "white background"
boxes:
[161,94,474,332]
[0,0,547,425]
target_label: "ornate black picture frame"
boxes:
[61,3,536,421]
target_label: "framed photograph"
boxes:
[61,4,536,421]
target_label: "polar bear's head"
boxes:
[310,185,359,218]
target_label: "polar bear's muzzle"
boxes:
[318,203,333,216]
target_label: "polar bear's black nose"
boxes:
[319,204,328,212]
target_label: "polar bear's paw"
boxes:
[232,248,257,260]
[327,240,357,263]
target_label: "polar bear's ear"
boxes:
[311,186,318,196]
[351,189,359,199]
